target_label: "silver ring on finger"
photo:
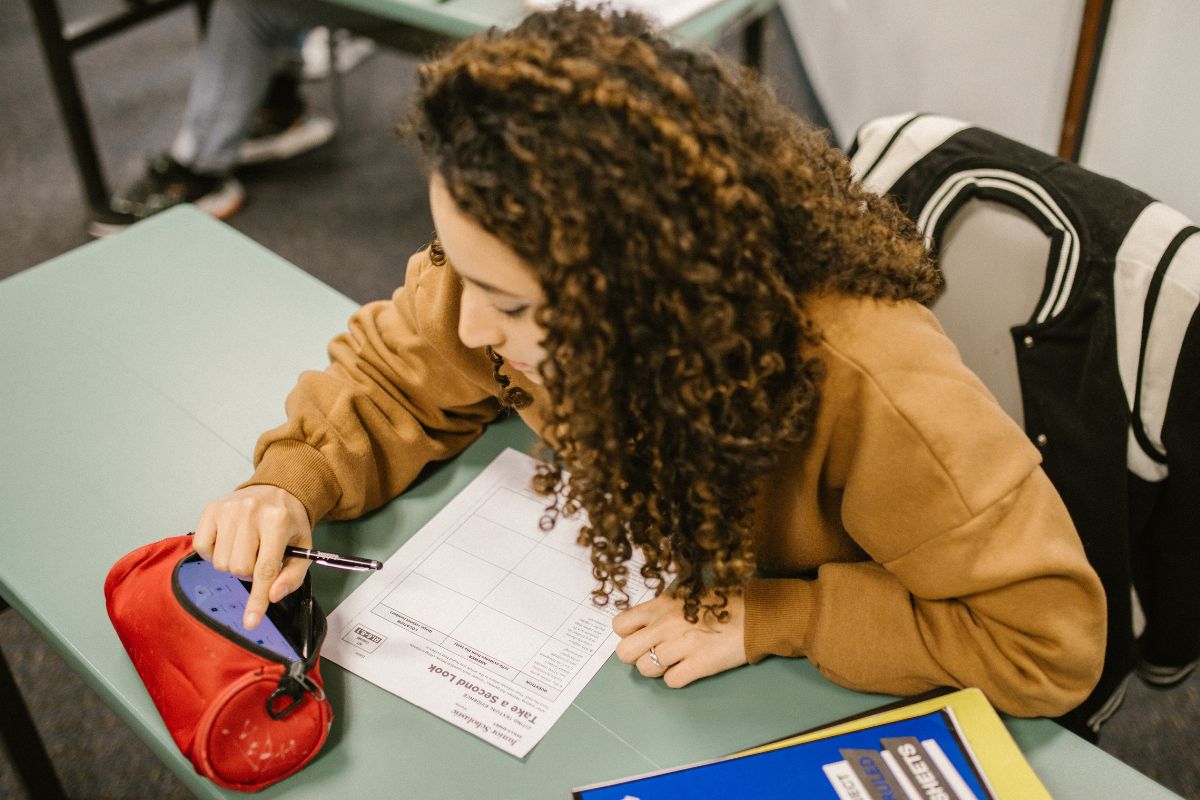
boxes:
[647,645,663,669]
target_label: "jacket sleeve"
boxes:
[240,248,503,523]
[1138,305,1200,667]
[743,306,1107,718]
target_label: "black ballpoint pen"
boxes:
[284,545,383,572]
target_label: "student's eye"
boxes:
[498,305,530,318]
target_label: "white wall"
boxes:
[1080,1,1200,221]
[779,0,1200,222]
[779,0,1082,151]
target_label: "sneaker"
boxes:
[236,71,337,166]
[301,26,377,80]
[237,111,336,166]
[88,155,245,237]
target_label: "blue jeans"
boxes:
[170,0,393,174]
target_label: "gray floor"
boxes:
[2,2,1197,798]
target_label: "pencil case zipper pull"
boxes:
[266,659,327,720]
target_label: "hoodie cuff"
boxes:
[744,578,819,664]
[238,440,341,526]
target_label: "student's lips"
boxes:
[495,351,534,372]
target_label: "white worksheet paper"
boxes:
[323,448,654,758]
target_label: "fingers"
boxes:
[661,657,707,689]
[636,640,681,677]
[193,485,312,629]
[242,526,305,629]
[615,625,655,665]
[193,506,217,560]
[628,640,707,688]
[633,636,720,688]
[612,594,672,636]
[243,556,280,629]
[245,549,313,630]
[614,592,750,689]
[217,496,281,576]
[614,594,682,663]
[270,557,312,604]
[227,518,264,578]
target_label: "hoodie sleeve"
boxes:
[743,296,1106,718]
[241,247,503,524]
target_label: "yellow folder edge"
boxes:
[735,687,1051,800]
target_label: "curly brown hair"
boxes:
[412,5,940,621]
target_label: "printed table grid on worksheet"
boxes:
[368,485,646,701]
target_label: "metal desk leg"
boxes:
[0,600,68,800]
[26,0,109,211]
[25,0,212,215]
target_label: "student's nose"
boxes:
[457,287,502,351]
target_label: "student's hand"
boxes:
[194,485,312,630]
[613,592,748,688]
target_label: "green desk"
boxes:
[325,0,777,56]
[0,207,1180,799]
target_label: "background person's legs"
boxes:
[171,0,439,175]
[91,0,404,235]
[170,0,312,175]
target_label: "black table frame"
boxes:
[27,0,212,213]
[28,0,769,215]
[0,597,67,800]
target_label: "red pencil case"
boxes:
[104,534,333,792]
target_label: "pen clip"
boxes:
[314,558,372,572]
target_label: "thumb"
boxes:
[269,556,312,604]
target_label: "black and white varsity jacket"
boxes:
[849,113,1200,734]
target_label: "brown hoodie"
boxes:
[245,248,1105,718]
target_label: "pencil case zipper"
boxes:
[171,553,326,719]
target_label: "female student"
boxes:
[194,5,1104,717]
